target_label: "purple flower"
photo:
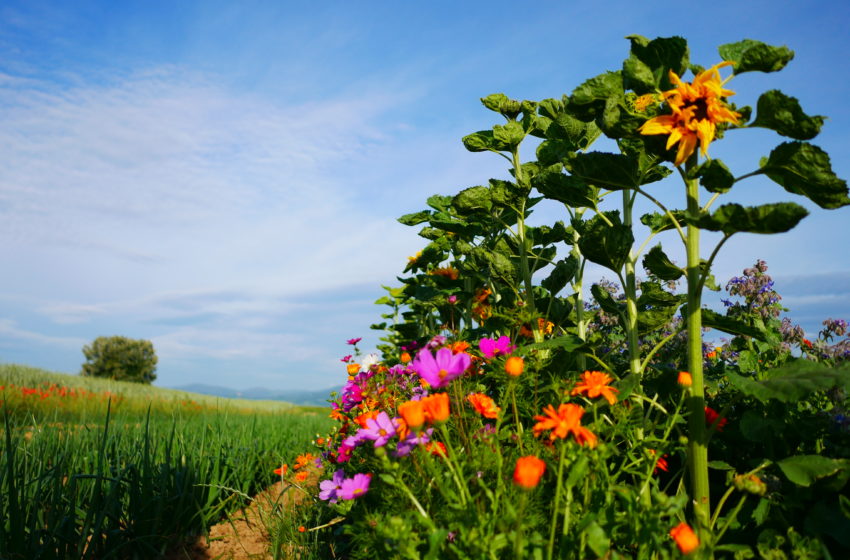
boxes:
[346,337,362,345]
[319,469,346,503]
[394,428,433,457]
[360,411,398,447]
[411,347,471,389]
[340,354,352,362]
[339,473,371,500]
[479,335,516,358]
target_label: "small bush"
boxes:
[81,336,158,384]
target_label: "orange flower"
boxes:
[295,471,309,482]
[467,393,500,419]
[274,464,289,476]
[505,356,524,377]
[298,525,306,533]
[430,266,460,280]
[293,453,316,470]
[354,410,380,429]
[400,351,412,364]
[398,399,426,430]
[677,371,693,387]
[422,392,450,424]
[639,62,740,165]
[513,455,546,489]
[346,363,361,375]
[538,318,554,334]
[669,522,699,554]
[425,441,447,457]
[570,371,619,405]
[648,449,669,474]
[451,341,470,354]
[533,403,597,447]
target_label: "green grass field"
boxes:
[0,363,331,559]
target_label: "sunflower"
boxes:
[639,62,740,166]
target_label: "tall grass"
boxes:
[0,364,332,559]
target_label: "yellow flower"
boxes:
[639,62,740,166]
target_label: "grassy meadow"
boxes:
[0,363,332,559]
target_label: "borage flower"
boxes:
[533,403,597,447]
[467,393,500,419]
[339,473,371,500]
[570,371,619,405]
[479,335,515,359]
[411,347,470,389]
[639,62,740,165]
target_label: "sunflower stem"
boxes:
[684,155,711,535]
[622,189,642,377]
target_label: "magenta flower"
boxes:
[479,335,516,358]
[340,354,352,362]
[447,295,458,305]
[339,473,371,500]
[360,411,398,447]
[319,469,345,503]
[411,347,471,389]
[346,337,362,345]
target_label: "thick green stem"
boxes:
[684,157,711,533]
[571,239,587,371]
[622,190,641,377]
[512,149,537,320]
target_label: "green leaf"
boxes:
[426,194,453,211]
[462,130,510,153]
[541,256,578,295]
[585,522,610,557]
[708,460,735,470]
[695,202,809,235]
[480,93,522,119]
[492,121,525,149]
[760,142,850,209]
[527,333,588,353]
[726,362,850,403]
[591,283,624,316]
[568,71,623,121]
[452,186,492,214]
[531,166,599,208]
[397,210,431,226]
[636,281,685,333]
[751,90,825,140]
[578,212,634,272]
[640,210,686,234]
[777,455,850,487]
[623,35,689,93]
[642,244,684,281]
[698,159,735,194]
[701,308,771,341]
[544,104,602,148]
[565,152,640,191]
[718,39,795,74]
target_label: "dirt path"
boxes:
[164,479,311,560]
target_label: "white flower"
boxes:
[360,353,380,370]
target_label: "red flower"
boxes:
[704,406,728,431]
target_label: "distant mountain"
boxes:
[172,383,338,407]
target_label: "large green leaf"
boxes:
[577,212,633,272]
[565,152,640,191]
[591,283,625,316]
[700,308,771,341]
[452,186,492,214]
[462,130,511,153]
[541,256,578,296]
[642,244,684,281]
[726,362,850,403]
[751,90,825,140]
[759,142,850,209]
[480,93,522,119]
[694,202,809,235]
[568,71,624,121]
[636,281,685,334]
[527,333,589,353]
[640,210,687,234]
[623,35,689,93]
[398,210,432,226]
[718,39,795,74]
[531,166,599,208]
[492,121,525,148]
[698,159,735,194]
[777,455,850,487]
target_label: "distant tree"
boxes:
[81,336,158,384]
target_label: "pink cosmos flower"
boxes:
[346,338,362,345]
[339,473,371,500]
[479,335,516,358]
[360,411,398,447]
[411,347,471,389]
[340,354,353,362]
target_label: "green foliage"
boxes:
[718,39,795,74]
[759,142,850,209]
[751,90,825,140]
[81,335,158,384]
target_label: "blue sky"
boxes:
[1,0,848,391]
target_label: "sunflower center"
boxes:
[684,97,710,121]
